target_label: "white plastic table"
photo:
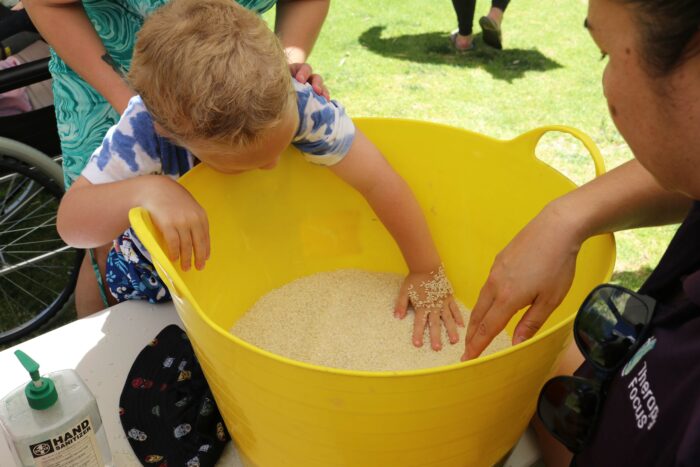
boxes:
[0,301,542,466]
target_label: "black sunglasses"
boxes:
[536,284,656,453]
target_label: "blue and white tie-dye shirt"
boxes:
[81,79,356,184]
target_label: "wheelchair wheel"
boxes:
[0,155,83,345]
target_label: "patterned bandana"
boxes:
[119,325,229,466]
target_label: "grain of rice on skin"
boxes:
[231,269,512,371]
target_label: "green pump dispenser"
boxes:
[14,350,58,410]
[1,350,113,466]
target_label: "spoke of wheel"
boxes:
[4,206,56,219]
[16,267,63,281]
[1,209,52,241]
[0,179,40,223]
[0,246,72,277]
[0,211,57,252]
[0,171,18,183]
[1,196,54,235]
[10,211,59,224]
[0,252,73,278]
[1,217,57,235]
[0,281,22,317]
[3,250,72,255]
[2,274,49,307]
[4,248,69,265]
[0,184,49,228]
[12,268,60,295]
[0,170,19,215]
[8,177,33,202]
[2,262,70,271]
[0,239,65,247]
[1,171,28,198]
[8,209,57,234]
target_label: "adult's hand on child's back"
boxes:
[462,204,582,360]
[395,269,464,351]
[289,62,330,100]
[140,177,210,272]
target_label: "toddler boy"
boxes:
[57,0,462,350]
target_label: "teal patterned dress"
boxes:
[52,0,277,188]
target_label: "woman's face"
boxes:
[587,0,700,197]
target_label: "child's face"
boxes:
[187,102,299,174]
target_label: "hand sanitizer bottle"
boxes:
[0,350,113,466]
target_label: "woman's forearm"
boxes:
[275,0,329,64]
[23,0,135,113]
[552,159,692,244]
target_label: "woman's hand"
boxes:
[462,204,582,360]
[141,178,210,272]
[395,267,464,351]
[289,62,329,100]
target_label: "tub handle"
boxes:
[515,125,606,178]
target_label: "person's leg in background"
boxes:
[75,244,116,318]
[479,0,511,49]
[487,0,510,26]
[450,0,477,51]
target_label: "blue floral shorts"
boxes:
[106,234,171,304]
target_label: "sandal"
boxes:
[449,29,475,53]
[479,16,503,50]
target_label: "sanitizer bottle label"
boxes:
[28,416,103,467]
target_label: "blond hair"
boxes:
[129,0,292,148]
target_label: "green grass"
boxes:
[1,0,678,348]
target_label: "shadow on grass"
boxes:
[358,26,563,83]
[611,266,655,291]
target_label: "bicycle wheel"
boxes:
[0,155,83,345]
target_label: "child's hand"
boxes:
[141,177,210,272]
[394,266,464,350]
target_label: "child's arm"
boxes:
[330,129,464,351]
[57,175,210,271]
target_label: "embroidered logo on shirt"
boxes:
[627,360,660,430]
[622,336,657,376]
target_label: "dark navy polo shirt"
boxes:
[573,201,700,467]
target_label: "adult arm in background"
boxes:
[275,0,328,64]
[275,0,330,98]
[23,0,331,113]
[23,0,135,114]
[463,158,693,360]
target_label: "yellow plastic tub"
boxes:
[130,119,615,467]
